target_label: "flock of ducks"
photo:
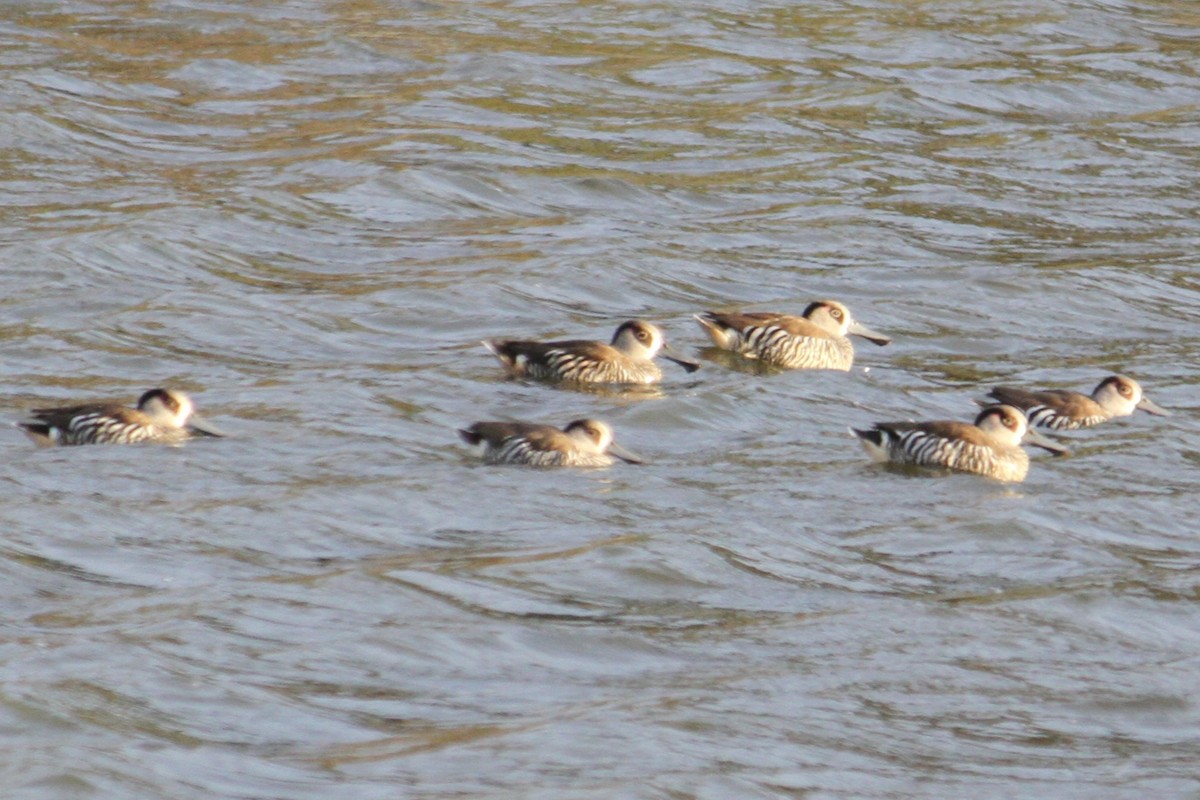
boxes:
[14,299,1169,483]
[462,298,1168,481]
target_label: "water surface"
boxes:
[1,1,1199,797]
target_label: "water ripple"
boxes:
[2,0,1200,797]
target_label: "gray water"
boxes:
[2,1,1199,797]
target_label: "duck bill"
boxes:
[848,321,891,346]
[661,344,702,374]
[1137,396,1170,416]
[607,441,644,465]
[187,415,226,438]
[1022,427,1069,456]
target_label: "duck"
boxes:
[851,404,1067,482]
[484,320,699,385]
[694,299,890,370]
[17,388,223,446]
[982,374,1169,429]
[459,419,642,467]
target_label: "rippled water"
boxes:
[2,1,1199,797]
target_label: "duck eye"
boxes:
[637,330,649,340]
[1120,384,1131,396]
[830,308,842,319]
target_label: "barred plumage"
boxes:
[694,300,890,371]
[889,428,1028,482]
[67,413,165,445]
[483,320,699,385]
[746,324,854,370]
[459,419,642,468]
[490,436,607,467]
[984,375,1169,430]
[526,349,659,384]
[852,404,1068,482]
[17,388,224,447]
[1024,405,1106,431]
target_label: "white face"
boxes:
[614,322,663,357]
[977,405,1028,445]
[568,420,613,452]
[143,390,194,427]
[808,302,851,336]
[1096,375,1142,415]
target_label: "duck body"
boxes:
[459,419,642,467]
[484,320,699,385]
[17,389,222,446]
[985,375,1169,430]
[695,300,890,371]
[852,404,1067,482]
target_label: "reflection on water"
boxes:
[2,0,1199,797]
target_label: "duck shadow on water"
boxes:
[694,347,787,377]
[853,461,1043,497]
[491,374,672,400]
